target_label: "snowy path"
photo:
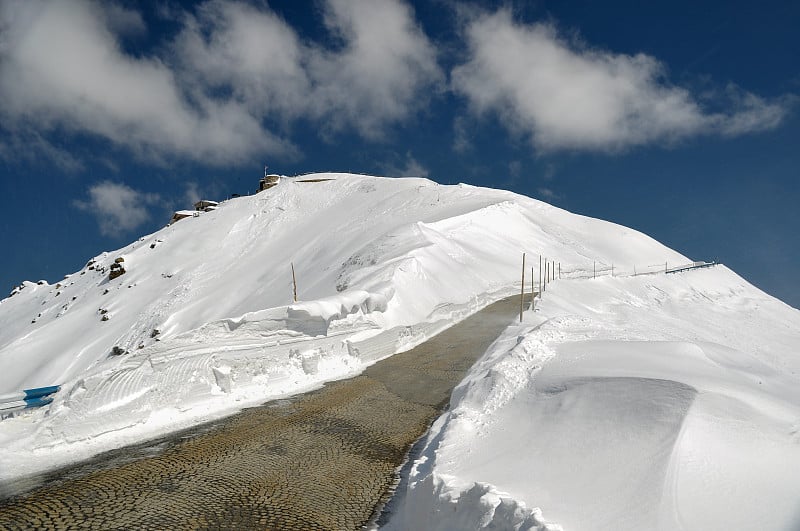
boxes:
[0,295,525,530]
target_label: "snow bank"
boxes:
[388,468,561,531]
[287,289,390,335]
[385,266,800,530]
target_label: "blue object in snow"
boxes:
[0,385,61,409]
[23,385,60,399]
[0,395,55,414]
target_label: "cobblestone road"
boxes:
[0,295,523,530]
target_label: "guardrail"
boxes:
[520,254,719,310]
[530,257,718,282]
[665,261,716,274]
[0,385,60,416]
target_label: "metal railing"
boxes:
[519,253,719,317]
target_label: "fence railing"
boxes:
[525,256,717,283]
[518,254,718,320]
[666,261,716,274]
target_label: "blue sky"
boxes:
[1,0,798,308]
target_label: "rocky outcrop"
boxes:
[109,261,126,280]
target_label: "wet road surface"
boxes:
[0,295,524,530]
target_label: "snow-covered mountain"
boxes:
[1,173,798,529]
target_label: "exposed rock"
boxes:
[109,262,126,280]
[110,346,126,356]
[8,284,25,297]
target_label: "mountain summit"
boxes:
[1,174,798,529]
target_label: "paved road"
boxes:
[0,295,524,530]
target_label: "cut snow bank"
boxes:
[383,266,800,531]
[0,173,685,480]
[287,289,390,335]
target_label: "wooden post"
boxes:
[665,261,668,272]
[531,266,535,311]
[291,262,298,302]
[544,261,548,291]
[612,263,614,277]
[634,265,637,276]
[539,255,542,296]
[593,261,596,279]
[520,253,526,322]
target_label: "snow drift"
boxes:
[384,266,800,531]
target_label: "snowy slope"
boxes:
[384,266,800,531]
[0,171,763,507]
[1,173,680,395]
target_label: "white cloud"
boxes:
[100,3,146,37]
[538,187,558,200]
[0,0,289,165]
[174,0,442,138]
[0,0,442,166]
[0,129,84,172]
[172,0,310,122]
[715,84,789,136]
[384,151,430,178]
[451,10,790,152]
[184,182,202,207]
[307,0,443,137]
[74,181,163,236]
[452,115,472,153]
